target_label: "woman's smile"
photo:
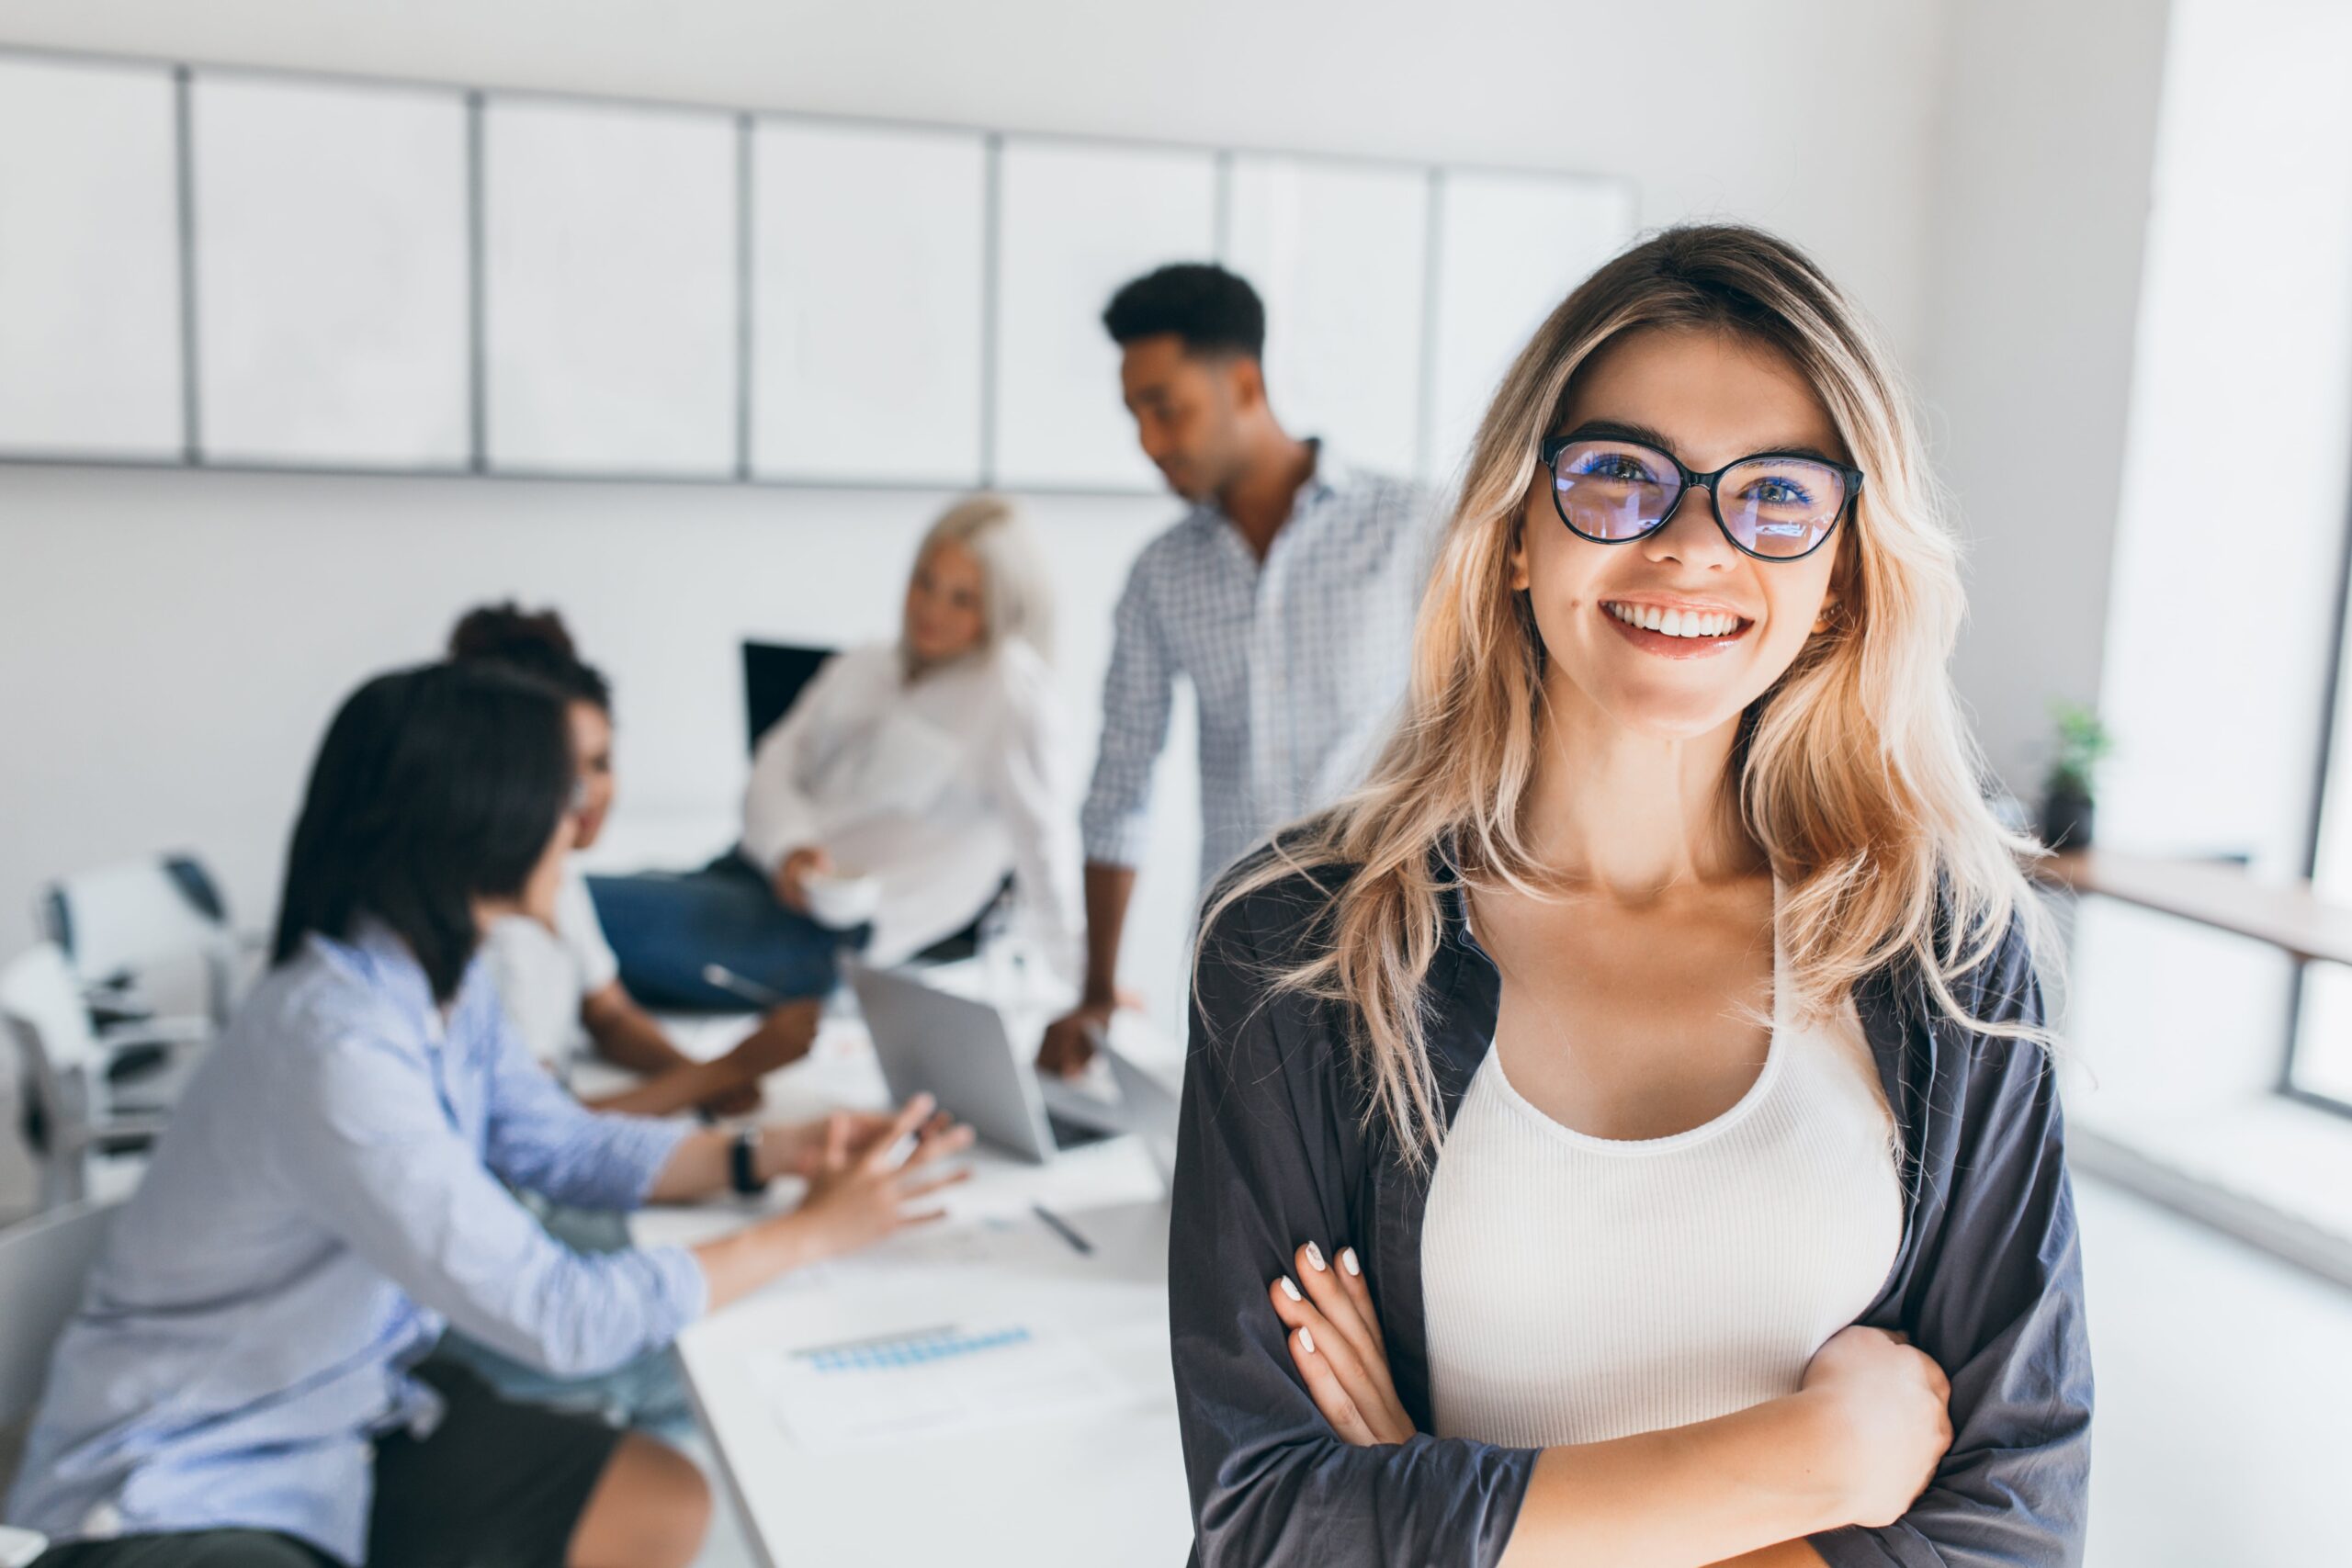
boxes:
[1598,596,1755,659]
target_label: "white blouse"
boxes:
[1419,917,1902,1449]
[481,862,619,1075]
[739,638,1084,987]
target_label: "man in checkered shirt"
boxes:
[1037,263,1441,1076]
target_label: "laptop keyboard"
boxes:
[1046,1109,1119,1151]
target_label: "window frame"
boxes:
[2284,481,2352,1118]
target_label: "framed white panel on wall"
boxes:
[1426,172,1633,481]
[483,97,737,476]
[0,54,183,458]
[191,73,469,468]
[992,139,1217,491]
[1226,155,1429,477]
[751,120,985,486]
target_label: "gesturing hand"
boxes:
[1036,1000,1114,1078]
[1035,987,1148,1077]
[761,1104,937,1183]
[1268,1240,1418,1447]
[789,1095,974,1264]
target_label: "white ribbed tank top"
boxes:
[1419,909,1902,1448]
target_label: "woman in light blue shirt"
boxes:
[6,662,969,1568]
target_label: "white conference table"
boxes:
[626,1007,1196,1568]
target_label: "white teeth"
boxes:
[1606,603,1741,639]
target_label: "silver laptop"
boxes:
[1101,1041,1182,1187]
[846,964,1125,1165]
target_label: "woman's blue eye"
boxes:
[1745,475,1815,506]
[1570,453,1656,482]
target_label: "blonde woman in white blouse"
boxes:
[591,496,1085,1009]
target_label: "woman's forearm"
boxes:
[1705,1540,1831,1567]
[645,1126,734,1201]
[1500,1391,1848,1568]
[690,1210,820,1312]
[583,1058,738,1119]
[581,982,698,1077]
[644,1119,822,1202]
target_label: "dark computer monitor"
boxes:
[741,641,836,754]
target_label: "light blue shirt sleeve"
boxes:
[1080,549,1178,868]
[478,992,693,1210]
[268,1016,707,1381]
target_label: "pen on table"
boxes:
[703,962,788,1008]
[694,964,790,1125]
[1032,1203,1094,1257]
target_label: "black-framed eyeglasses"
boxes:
[1538,429,1861,562]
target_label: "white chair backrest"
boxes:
[0,1199,116,1527]
[0,1200,113,1429]
[0,945,100,1078]
[38,856,236,1021]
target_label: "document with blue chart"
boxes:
[756,1317,1122,1450]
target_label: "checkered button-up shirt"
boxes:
[1080,449,1441,889]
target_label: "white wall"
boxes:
[2098,0,2352,872]
[0,0,1950,361]
[0,472,1210,1020]
[0,0,1964,1031]
[1918,0,2173,796]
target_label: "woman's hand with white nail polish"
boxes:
[1266,1240,1416,1447]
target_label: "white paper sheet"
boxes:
[757,1318,1123,1451]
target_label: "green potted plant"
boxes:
[2039,700,2111,851]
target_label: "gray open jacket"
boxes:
[1169,856,2092,1566]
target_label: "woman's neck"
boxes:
[469,894,527,942]
[902,642,985,682]
[1520,679,1762,897]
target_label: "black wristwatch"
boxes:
[729,1126,769,1198]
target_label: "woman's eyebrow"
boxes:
[1563,417,1680,451]
[1562,418,1846,468]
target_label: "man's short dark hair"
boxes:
[1102,264,1264,359]
[448,601,612,713]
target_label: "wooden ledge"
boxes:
[2035,849,2352,968]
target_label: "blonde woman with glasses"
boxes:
[1170,226,2089,1567]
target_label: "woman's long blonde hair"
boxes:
[1205,222,2052,1167]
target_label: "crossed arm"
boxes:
[1173,891,2090,1567]
[1261,1239,1948,1568]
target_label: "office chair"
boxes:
[741,640,837,754]
[0,1196,120,1562]
[1,945,195,1212]
[37,852,243,1038]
